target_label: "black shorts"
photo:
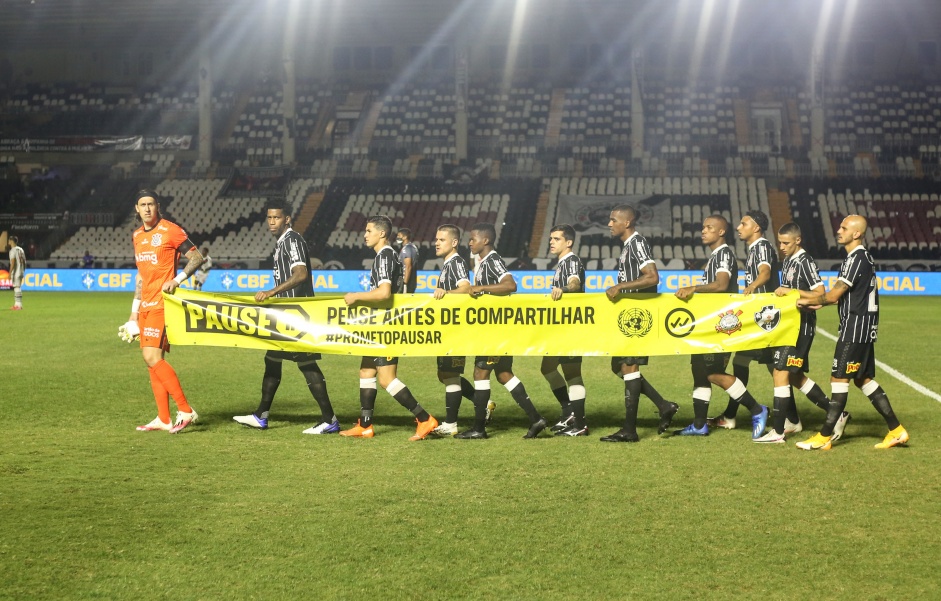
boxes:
[437,356,467,373]
[734,348,776,365]
[475,355,513,372]
[772,332,814,373]
[611,356,649,373]
[266,350,322,363]
[831,340,876,380]
[691,352,730,375]
[365,356,399,367]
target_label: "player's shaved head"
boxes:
[611,204,636,222]
[845,214,868,235]
[706,214,729,235]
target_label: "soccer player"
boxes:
[396,227,419,293]
[755,222,847,443]
[429,224,477,436]
[455,222,548,440]
[599,205,678,443]
[711,210,780,430]
[796,215,909,450]
[233,200,339,434]
[194,246,212,291]
[340,215,439,440]
[541,224,589,437]
[673,215,768,438]
[8,235,25,310]
[129,189,204,433]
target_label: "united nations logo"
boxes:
[665,307,695,338]
[715,309,743,335]
[754,305,781,332]
[618,308,653,338]
[220,272,235,290]
[151,233,163,247]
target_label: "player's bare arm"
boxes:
[129,274,143,321]
[256,264,308,302]
[551,275,581,300]
[797,280,848,308]
[434,280,470,300]
[607,264,658,301]
[162,245,205,293]
[470,274,517,297]
[676,271,729,300]
[743,264,771,295]
[345,281,392,305]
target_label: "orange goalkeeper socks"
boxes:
[148,366,172,424]
[151,360,192,413]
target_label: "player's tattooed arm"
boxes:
[179,245,205,279]
[797,279,847,309]
[162,245,204,294]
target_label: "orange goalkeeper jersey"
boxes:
[133,219,189,311]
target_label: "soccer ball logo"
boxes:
[618,308,653,338]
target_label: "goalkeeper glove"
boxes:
[118,320,141,343]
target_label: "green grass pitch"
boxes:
[1,292,939,600]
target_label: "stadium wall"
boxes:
[7,269,939,296]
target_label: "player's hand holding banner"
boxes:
[163,289,800,357]
[118,320,140,343]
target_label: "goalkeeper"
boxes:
[122,189,205,434]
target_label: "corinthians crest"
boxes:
[618,308,653,338]
[715,309,743,335]
[754,305,781,332]
[150,233,163,247]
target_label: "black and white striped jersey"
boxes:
[744,237,780,293]
[370,245,403,293]
[617,232,658,293]
[552,252,585,293]
[781,248,824,337]
[837,246,879,343]
[703,244,738,293]
[272,227,313,298]
[473,250,512,291]
[437,253,470,292]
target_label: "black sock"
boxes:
[550,386,570,412]
[640,376,669,412]
[772,394,789,434]
[693,398,709,429]
[867,386,901,430]
[257,357,282,418]
[723,363,750,418]
[509,383,542,423]
[392,387,429,422]
[623,378,642,432]
[460,377,476,400]
[472,389,489,431]
[734,390,761,415]
[445,388,462,423]
[784,392,800,425]
[820,392,848,437]
[570,398,586,429]
[300,362,335,423]
[360,386,378,427]
[804,383,831,411]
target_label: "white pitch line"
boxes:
[817,327,941,403]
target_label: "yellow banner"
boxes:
[163,289,800,357]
